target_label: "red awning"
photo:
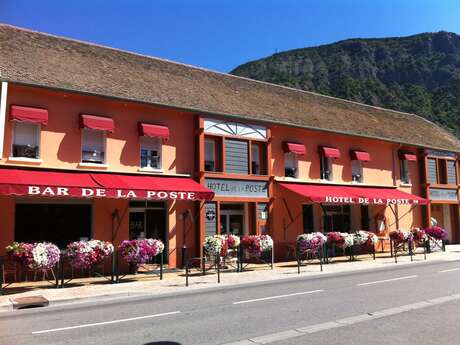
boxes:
[80,114,115,133]
[399,151,417,161]
[320,147,341,159]
[280,183,428,205]
[139,123,170,141]
[0,169,214,201]
[283,142,306,155]
[350,150,371,162]
[10,105,48,125]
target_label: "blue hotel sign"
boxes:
[205,178,268,198]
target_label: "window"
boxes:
[351,160,363,183]
[251,142,267,175]
[322,205,351,232]
[400,159,411,184]
[320,156,333,181]
[447,160,457,185]
[12,121,40,159]
[81,129,105,164]
[439,160,447,184]
[205,138,218,172]
[426,158,438,184]
[284,152,298,178]
[140,136,162,169]
[302,204,314,233]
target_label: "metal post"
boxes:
[181,246,188,269]
[424,239,427,260]
[201,256,206,276]
[394,241,398,264]
[239,246,244,273]
[271,246,274,270]
[409,239,413,262]
[160,251,164,280]
[216,255,220,284]
[111,250,116,284]
[0,257,4,295]
[236,245,241,273]
[296,245,300,275]
[185,261,189,287]
[319,246,323,272]
[60,259,64,288]
[442,240,446,252]
[390,239,394,257]
[349,245,354,262]
[55,260,60,288]
[372,244,376,260]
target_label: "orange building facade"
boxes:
[1,25,460,269]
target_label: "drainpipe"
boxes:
[0,82,8,160]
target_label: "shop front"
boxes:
[0,167,214,268]
[202,177,270,240]
[272,182,428,256]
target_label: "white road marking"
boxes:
[233,289,324,305]
[439,267,460,273]
[222,293,460,345]
[356,275,417,286]
[32,311,181,334]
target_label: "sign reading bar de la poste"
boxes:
[24,186,200,200]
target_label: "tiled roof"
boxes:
[1,24,459,152]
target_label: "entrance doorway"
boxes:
[220,203,245,236]
[129,201,167,258]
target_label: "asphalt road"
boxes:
[1,259,460,345]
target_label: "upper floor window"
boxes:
[398,151,416,185]
[351,160,363,183]
[9,105,48,160]
[320,156,333,181]
[251,142,267,175]
[203,118,268,176]
[140,136,161,169]
[350,150,369,183]
[80,114,114,165]
[81,129,106,164]
[284,152,298,178]
[12,121,40,159]
[447,160,457,185]
[320,147,340,181]
[400,159,411,184]
[205,137,222,172]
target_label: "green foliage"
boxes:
[231,31,460,137]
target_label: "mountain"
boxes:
[230,32,460,138]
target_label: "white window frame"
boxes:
[140,136,162,170]
[351,160,363,183]
[204,138,217,172]
[321,156,333,181]
[81,128,107,165]
[400,159,411,184]
[11,121,41,160]
[284,152,298,178]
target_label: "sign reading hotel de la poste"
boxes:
[23,186,201,200]
[205,178,269,198]
[324,196,420,205]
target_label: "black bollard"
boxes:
[160,251,164,280]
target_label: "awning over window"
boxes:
[10,105,48,125]
[283,142,306,155]
[399,151,417,161]
[139,123,170,141]
[0,169,214,201]
[350,150,370,162]
[80,114,115,133]
[280,182,428,205]
[320,146,341,159]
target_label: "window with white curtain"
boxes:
[12,121,40,159]
[81,129,106,164]
[140,136,162,169]
[284,152,298,178]
[351,160,363,183]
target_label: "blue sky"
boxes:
[1,0,459,72]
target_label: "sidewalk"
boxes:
[2,246,460,312]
